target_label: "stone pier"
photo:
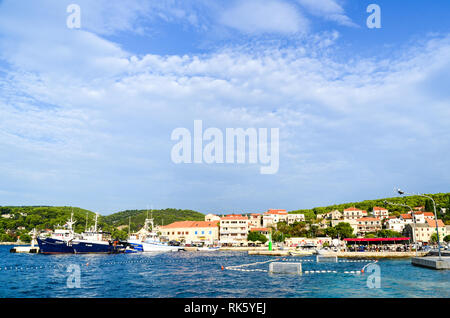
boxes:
[411,256,450,270]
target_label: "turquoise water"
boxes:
[0,246,448,298]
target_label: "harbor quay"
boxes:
[412,256,450,270]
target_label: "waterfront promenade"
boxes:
[219,246,428,258]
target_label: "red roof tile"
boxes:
[265,209,288,215]
[344,207,362,211]
[356,217,381,222]
[161,221,219,229]
[250,227,270,232]
[425,218,444,228]
[221,214,248,220]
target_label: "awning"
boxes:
[344,237,410,242]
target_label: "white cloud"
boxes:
[0,0,449,212]
[297,0,357,27]
[220,0,309,34]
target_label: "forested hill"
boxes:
[0,206,100,242]
[102,208,205,232]
[289,192,450,223]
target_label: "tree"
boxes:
[111,229,128,240]
[272,231,285,243]
[247,231,268,244]
[377,229,402,238]
[324,226,338,238]
[306,225,319,238]
[335,222,354,238]
[443,235,450,243]
[430,233,438,243]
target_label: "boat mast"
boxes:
[128,216,131,237]
[67,208,76,231]
[94,213,98,232]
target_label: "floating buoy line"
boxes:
[0,257,378,274]
[223,258,379,275]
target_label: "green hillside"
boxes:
[289,192,450,224]
[0,206,101,242]
[102,208,206,232]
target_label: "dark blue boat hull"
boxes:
[37,237,74,254]
[72,241,124,254]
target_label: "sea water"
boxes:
[0,246,448,298]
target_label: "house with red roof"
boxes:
[160,220,219,245]
[371,206,389,219]
[249,213,262,228]
[411,218,447,243]
[356,217,382,236]
[413,212,435,223]
[220,214,250,246]
[343,207,367,220]
[262,209,304,227]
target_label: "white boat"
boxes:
[197,246,220,251]
[127,213,183,253]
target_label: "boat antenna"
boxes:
[85,212,88,232]
[128,216,131,237]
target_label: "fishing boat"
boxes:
[36,213,78,254]
[72,213,126,254]
[127,212,183,253]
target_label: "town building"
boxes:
[262,209,304,227]
[248,213,262,228]
[159,221,219,245]
[262,209,288,227]
[343,207,367,220]
[413,212,435,223]
[288,213,305,224]
[285,237,332,248]
[219,214,250,246]
[371,207,389,219]
[385,217,405,232]
[400,213,414,224]
[205,213,221,222]
[356,217,382,236]
[249,227,271,239]
[412,219,446,243]
[327,209,342,220]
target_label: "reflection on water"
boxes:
[0,246,449,298]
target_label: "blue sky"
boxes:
[0,0,449,215]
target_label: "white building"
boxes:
[205,214,221,222]
[385,217,405,232]
[343,207,367,220]
[412,219,446,243]
[248,213,262,228]
[413,212,435,223]
[262,209,304,227]
[371,207,389,219]
[288,213,305,224]
[219,215,250,245]
[356,217,382,236]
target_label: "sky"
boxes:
[0,0,449,215]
